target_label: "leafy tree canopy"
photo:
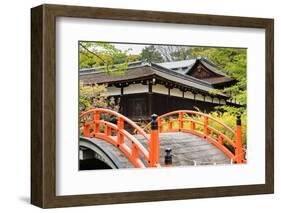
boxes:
[140,45,191,62]
[79,42,140,71]
[79,81,119,113]
[140,45,164,63]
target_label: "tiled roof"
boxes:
[80,65,154,85]
[157,57,234,82]
[80,63,227,97]
[157,59,196,70]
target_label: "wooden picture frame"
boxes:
[31,4,274,208]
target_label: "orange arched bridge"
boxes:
[79,108,246,169]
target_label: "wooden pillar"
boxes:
[167,87,171,112]
[148,82,153,117]
[120,86,124,115]
[148,82,152,93]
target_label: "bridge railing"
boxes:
[144,110,245,164]
[80,108,160,168]
[81,108,245,168]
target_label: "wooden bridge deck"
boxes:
[89,132,231,168]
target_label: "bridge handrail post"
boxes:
[190,120,195,131]
[93,110,100,134]
[117,117,124,146]
[204,116,209,136]
[157,118,162,133]
[178,112,183,131]
[235,115,244,163]
[149,114,160,167]
[169,119,173,131]
[83,123,90,137]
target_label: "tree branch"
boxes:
[79,43,107,64]
[79,43,111,71]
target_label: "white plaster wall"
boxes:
[195,94,204,101]
[124,83,148,94]
[184,91,194,99]
[220,99,226,105]
[170,88,183,97]
[152,84,168,95]
[228,99,236,104]
[103,86,121,96]
[213,97,220,104]
[205,96,213,103]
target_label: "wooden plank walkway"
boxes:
[89,132,231,168]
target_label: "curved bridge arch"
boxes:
[80,108,159,168]
[80,137,122,169]
[80,108,246,169]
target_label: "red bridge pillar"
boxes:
[149,114,160,167]
[235,115,244,163]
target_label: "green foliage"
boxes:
[190,108,246,146]
[140,45,192,62]
[79,81,119,113]
[79,81,95,111]
[79,42,140,72]
[169,47,191,61]
[208,110,247,146]
[140,45,164,63]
